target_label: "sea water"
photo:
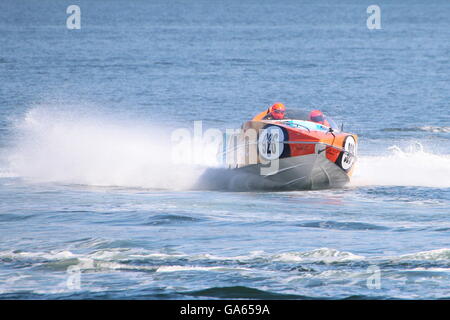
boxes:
[0,0,449,299]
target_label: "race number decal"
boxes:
[258,126,285,160]
[340,135,357,171]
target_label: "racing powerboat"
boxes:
[219,109,358,190]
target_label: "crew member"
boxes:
[309,109,330,127]
[263,102,286,120]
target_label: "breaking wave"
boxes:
[2,246,450,299]
[2,246,450,274]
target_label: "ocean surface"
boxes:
[0,0,449,299]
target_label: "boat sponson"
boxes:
[230,154,350,190]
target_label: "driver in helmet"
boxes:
[263,102,286,120]
[309,109,330,127]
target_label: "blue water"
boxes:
[0,0,449,299]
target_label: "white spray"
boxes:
[5,106,220,190]
[352,143,450,188]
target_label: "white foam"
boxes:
[399,248,450,261]
[352,143,450,188]
[0,250,77,261]
[273,248,364,263]
[76,258,156,272]
[156,265,250,272]
[407,267,450,272]
[419,126,450,133]
[191,251,265,262]
[0,169,17,178]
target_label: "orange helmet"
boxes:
[309,110,331,127]
[269,102,286,120]
[309,110,325,123]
